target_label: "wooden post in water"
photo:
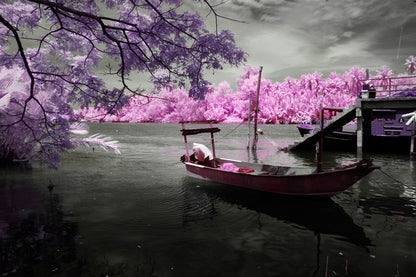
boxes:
[209,121,217,167]
[317,105,324,172]
[355,98,363,155]
[317,106,344,172]
[252,66,263,150]
[247,92,252,149]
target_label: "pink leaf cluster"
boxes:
[0,0,246,167]
[76,65,372,124]
[77,64,416,124]
[0,66,119,167]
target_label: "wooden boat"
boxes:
[297,125,315,137]
[180,123,379,197]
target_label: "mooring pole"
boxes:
[317,105,324,172]
[247,91,252,149]
[209,121,217,167]
[252,66,263,150]
[316,106,344,172]
[355,98,363,155]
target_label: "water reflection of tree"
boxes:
[1,193,78,276]
[1,190,157,276]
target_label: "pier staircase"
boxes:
[285,105,357,151]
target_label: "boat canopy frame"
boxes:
[180,121,220,167]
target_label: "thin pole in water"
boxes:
[317,105,324,172]
[247,91,252,149]
[252,66,263,150]
[209,121,217,167]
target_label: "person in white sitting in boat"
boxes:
[181,143,215,167]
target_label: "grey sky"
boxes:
[192,0,416,85]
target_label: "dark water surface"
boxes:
[1,123,415,276]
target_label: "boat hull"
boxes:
[184,158,378,197]
[297,125,315,137]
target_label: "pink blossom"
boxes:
[76,64,413,125]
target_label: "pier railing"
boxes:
[360,75,416,98]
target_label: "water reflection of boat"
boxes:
[182,179,371,248]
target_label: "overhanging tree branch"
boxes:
[0,0,246,167]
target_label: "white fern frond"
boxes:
[69,122,89,135]
[0,92,11,112]
[70,133,121,154]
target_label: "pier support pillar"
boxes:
[355,98,372,154]
[356,100,363,154]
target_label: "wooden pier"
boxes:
[286,97,416,154]
[285,74,416,154]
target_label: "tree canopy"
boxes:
[0,0,246,167]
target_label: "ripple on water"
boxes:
[180,178,262,229]
[8,123,416,276]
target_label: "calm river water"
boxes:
[1,123,416,276]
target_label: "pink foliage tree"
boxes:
[0,0,246,167]
[0,66,72,165]
[78,65,370,124]
[0,66,121,166]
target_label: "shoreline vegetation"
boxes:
[2,63,415,168]
[75,65,416,125]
